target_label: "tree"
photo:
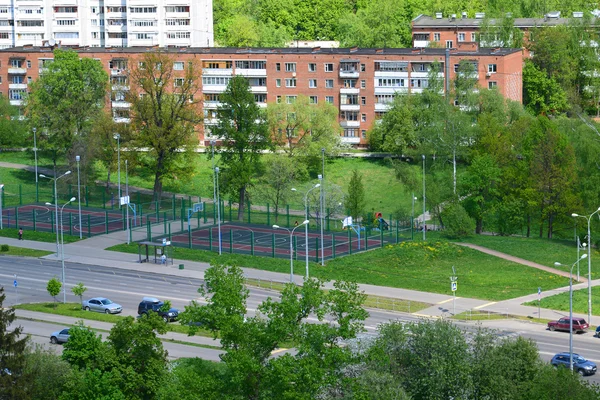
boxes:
[25,48,108,171]
[0,96,28,150]
[61,323,105,371]
[127,51,201,200]
[21,346,74,400]
[46,277,61,307]
[367,95,416,154]
[0,287,29,399]
[439,201,475,239]
[212,76,271,221]
[344,169,365,221]
[523,60,568,115]
[71,282,87,305]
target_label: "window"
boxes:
[255,94,267,103]
[276,78,281,87]
[361,80,366,89]
[375,61,408,72]
[132,20,156,27]
[343,128,357,137]
[308,63,316,72]
[26,60,31,68]
[165,18,190,26]
[410,78,428,88]
[165,6,190,12]
[446,40,453,49]
[56,20,75,26]
[286,95,297,104]
[325,79,334,88]
[434,33,440,41]
[471,32,476,42]
[0,32,9,39]
[309,96,318,104]
[10,59,23,68]
[276,63,281,71]
[54,7,77,13]
[376,78,405,87]
[202,77,232,86]
[488,81,497,89]
[235,60,266,69]
[488,64,497,73]
[361,114,366,122]
[325,63,334,72]
[285,62,296,72]
[107,6,126,12]
[361,64,365,72]
[166,32,190,39]
[174,61,184,70]
[361,130,367,138]
[136,33,152,40]
[174,78,184,87]
[458,33,465,42]
[325,96,334,104]
[343,79,356,88]
[248,78,266,87]
[361,96,366,105]
[9,89,26,100]
[12,75,23,84]
[285,78,296,87]
[276,95,282,103]
[130,7,157,13]
[309,79,317,88]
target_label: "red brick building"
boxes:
[0,45,523,147]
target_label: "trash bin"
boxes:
[179,264,184,270]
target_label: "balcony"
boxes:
[202,85,228,93]
[250,86,267,93]
[410,71,430,78]
[340,104,360,112]
[54,12,78,19]
[113,117,130,123]
[105,24,127,33]
[111,101,130,108]
[110,69,127,76]
[374,71,408,78]
[9,83,27,90]
[413,40,430,48]
[340,87,360,95]
[10,99,23,106]
[202,68,233,76]
[203,101,222,109]
[341,137,361,144]
[374,87,408,95]
[111,85,129,91]
[204,118,218,125]
[235,68,267,77]
[374,103,392,112]
[339,69,359,78]
[8,67,26,75]
[340,120,360,128]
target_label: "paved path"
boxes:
[0,161,54,175]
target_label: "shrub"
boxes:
[0,244,8,252]
[440,202,475,239]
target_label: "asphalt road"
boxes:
[2,256,599,384]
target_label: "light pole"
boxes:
[32,127,38,201]
[273,220,309,283]
[0,184,4,229]
[126,159,130,244]
[572,207,600,324]
[40,171,71,257]
[422,154,426,241]
[47,197,76,303]
[215,166,222,255]
[554,253,588,372]
[211,140,222,254]
[75,155,82,239]
[320,148,325,266]
[114,133,121,201]
[411,193,417,226]
[292,183,320,279]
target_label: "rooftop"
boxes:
[412,13,598,28]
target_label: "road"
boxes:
[1,256,599,383]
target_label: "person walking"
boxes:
[18,228,23,240]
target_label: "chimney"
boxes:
[435,12,443,19]
[462,12,467,19]
[573,11,584,18]
[475,12,485,19]
[450,14,456,21]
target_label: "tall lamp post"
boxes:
[572,207,600,324]
[47,197,76,303]
[411,193,417,226]
[75,155,82,239]
[273,220,309,283]
[292,183,320,279]
[0,184,4,229]
[320,148,325,266]
[422,155,426,241]
[215,166,221,255]
[32,127,38,202]
[554,253,588,372]
[114,133,121,201]
[40,171,71,257]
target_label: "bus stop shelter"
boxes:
[137,240,173,265]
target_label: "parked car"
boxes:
[137,297,179,323]
[551,352,597,376]
[595,326,600,338]
[547,317,589,333]
[50,328,70,344]
[82,297,122,314]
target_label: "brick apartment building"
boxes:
[0,45,523,147]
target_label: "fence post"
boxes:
[146,218,151,241]
[229,200,232,222]
[15,207,18,229]
[50,211,55,233]
[315,237,319,263]
[364,228,368,250]
[188,227,192,249]
[229,230,233,253]
[69,212,72,236]
[326,208,330,231]
[172,194,176,218]
[32,210,36,231]
[286,204,290,228]
[251,231,255,256]
[87,215,91,238]
[348,228,352,255]
[332,234,336,259]
[164,212,167,234]
[209,227,212,251]
[105,211,109,234]
[102,191,106,209]
[168,224,171,241]
[203,202,207,223]
[247,201,251,224]
[266,203,270,227]
[381,228,384,248]
[272,233,275,258]
[212,199,216,222]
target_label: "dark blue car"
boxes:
[551,353,597,376]
[596,326,600,338]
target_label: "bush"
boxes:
[0,244,8,252]
[440,202,475,239]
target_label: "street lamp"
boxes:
[411,193,417,226]
[422,154,426,241]
[40,171,71,257]
[215,166,221,255]
[47,197,76,303]
[554,253,588,372]
[114,133,121,202]
[75,155,82,239]
[210,140,222,255]
[571,207,600,324]
[0,184,4,229]
[320,148,325,266]
[273,220,309,283]
[292,183,320,279]
[32,127,38,201]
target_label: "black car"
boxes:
[137,297,179,323]
[596,326,600,338]
[551,352,597,376]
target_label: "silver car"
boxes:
[82,297,122,314]
[50,328,70,344]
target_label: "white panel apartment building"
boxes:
[0,0,213,49]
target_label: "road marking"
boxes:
[473,302,497,310]
[437,298,459,305]
[411,313,440,319]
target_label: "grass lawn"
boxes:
[0,245,52,257]
[523,286,600,316]
[108,240,570,301]
[0,228,81,244]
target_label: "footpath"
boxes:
[3,226,600,326]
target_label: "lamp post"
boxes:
[75,155,82,239]
[292,183,320,279]
[320,148,325,266]
[40,171,71,257]
[210,140,222,254]
[47,197,76,303]
[126,159,130,244]
[273,220,309,283]
[114,133,121,201]
[422,154,426,241]
[554,253,588,372]
[0,184,3,229]
[215,166,221,255]
[33,127,38,201]
[572,207,600,324]
[411,193,417,226]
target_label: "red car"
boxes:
[547,317,589,333]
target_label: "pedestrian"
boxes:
[18,228,23,240]
[294,220,299,227]
[161,254,166,265]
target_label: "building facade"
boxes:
[0,0,213,49]
[0,45,523,147]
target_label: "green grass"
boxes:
[523,286,600,316]
[0,245,52,257]
[0,228,81,244]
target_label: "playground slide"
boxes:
[378,217,389,231]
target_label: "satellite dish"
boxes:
[48,38,56,46]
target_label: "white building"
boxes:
[0,0,213,49]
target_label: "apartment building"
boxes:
[412,11,592,49]
[0,0,213,49]
[0,45,523,147]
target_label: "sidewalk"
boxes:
[4,231,600,326]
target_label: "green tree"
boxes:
[440,201,475,239]
[70,282,87,305]
[0,287,29,399]
[0,96,27,150]
[523,59,568,115]
[25,48,108,171]
[344,169,365,221]
[127,51,201,200]
[22,346,73,400]
[61,323,105,371]
[46,277,61,307]
[461,153,501,234]
[367,95,416,154]
[212,76,271,221]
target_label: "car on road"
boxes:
[547,317,589,333]
[595,326,600,338]
[50,328,70,344]
[137,297,179,323]
[82,297,123,314]
[551,353,597,376]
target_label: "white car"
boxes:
[50,328,70,344]
[82,297,123,314]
